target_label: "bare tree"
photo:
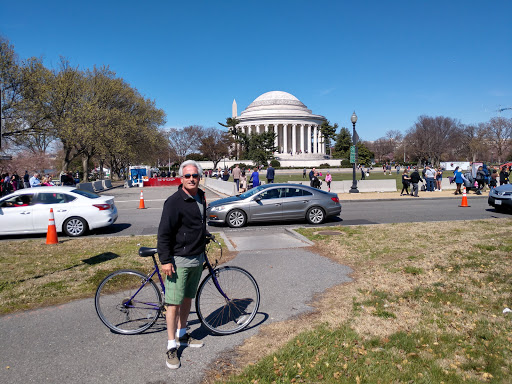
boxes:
[366,137,395,163]
[199,127,232,170]
[167,125,204,164]
[455,124,489,162]
[404,116,462,166]
[485,117,512,164]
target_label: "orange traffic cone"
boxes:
[46,208,59,244]
[138,190,146,209]
[459,186,470,207]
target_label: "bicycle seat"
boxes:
[138,247,158,257]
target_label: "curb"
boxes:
[285,228,315,246]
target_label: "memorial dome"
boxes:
[240,91,313,118]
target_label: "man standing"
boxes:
[249,167,260,188]
[425,165,436,192]
[23,171,30,188]
[303,167,306,179]
[29,173,41,187]
[409,167,423,197]
[232,164,241,192]
[157,160,208,369]
[309,167,316,181]
[266,164,275,184]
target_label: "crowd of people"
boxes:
[399,163,511,197]
[0,170,81,197]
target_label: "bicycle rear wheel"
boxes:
[196,266,260,335]
[95,269,162,335]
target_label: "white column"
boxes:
[274,125,278,151]
[265,124,268,133]
[307,124,312,153]
[319,132,324,154]
[300,124,304,153]
[283,124,288,154]
[292,124,297,154]
[313,125,318,154]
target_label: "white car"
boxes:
[0,186,118,237]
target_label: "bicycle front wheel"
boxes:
[196,266,260,335]
[95,269,162,335]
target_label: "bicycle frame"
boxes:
[126,240,230,311]
[122,256,164,311]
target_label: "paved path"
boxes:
[0,229,352,384]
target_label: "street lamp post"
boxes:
[349,111,359,193]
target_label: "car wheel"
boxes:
[63,216,88,237]
[226,209,247,228]
[306,206,325,225]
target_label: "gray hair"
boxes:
[179,160,203,177]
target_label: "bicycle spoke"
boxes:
[95,270,162,335]
[196,266,260,335]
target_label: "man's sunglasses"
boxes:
[183,173,199,179]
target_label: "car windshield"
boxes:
[239,185,267,199]
[70,189,100,199]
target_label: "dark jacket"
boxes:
[409,170,423,184]
[266,166,275,180]
[157,185,208,265]
[310,176,321,189]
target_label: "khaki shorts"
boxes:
[164,265,203,305]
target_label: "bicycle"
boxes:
[94,235,260,335]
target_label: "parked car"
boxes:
[206,183,341,228]
[488,184,512,212]
[0,186,118,237]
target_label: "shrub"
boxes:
[340,159,352,167]
[319,163,331,168]
[270,159,281,168]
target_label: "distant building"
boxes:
[233,91,327,158]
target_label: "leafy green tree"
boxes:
[218,117,241,159]
[357,141,374,165]
[245,131,277,166]
[319,120,338,156]
[333,127,352,158]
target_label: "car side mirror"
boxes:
[253,195,262,202]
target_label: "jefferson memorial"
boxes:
[232,91,328,158]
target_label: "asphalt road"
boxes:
[94,186,506,238]
[0,186,506,242]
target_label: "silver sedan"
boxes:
[206,183,341,228]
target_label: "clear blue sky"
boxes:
[2,0,511,140]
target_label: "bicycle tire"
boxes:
[195,266,260,335]
[95,269,162,335]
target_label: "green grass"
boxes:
[273,171,404,188]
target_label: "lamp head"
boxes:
[351,111,358,124]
